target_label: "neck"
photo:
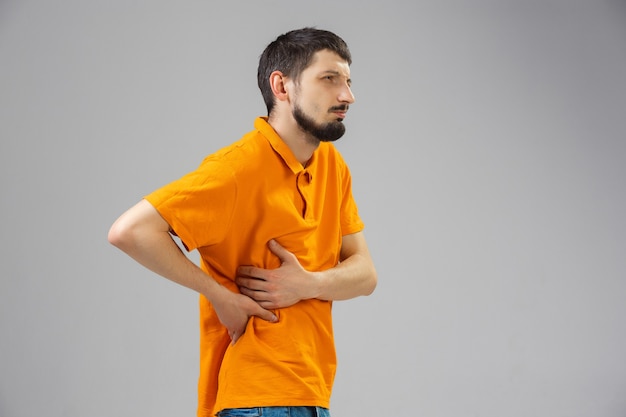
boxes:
[267,114,319,166]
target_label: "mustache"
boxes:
[329,105,349,112]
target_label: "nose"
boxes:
[339,84,355,104]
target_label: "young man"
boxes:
[108,27,377,417]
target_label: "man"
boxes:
[108,27,377,417]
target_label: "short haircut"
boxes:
[257,27,352,115]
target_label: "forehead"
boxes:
[303,49,351,77]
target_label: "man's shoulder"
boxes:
[214,128,265,156]
[196,130,267,176]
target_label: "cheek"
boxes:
[307,96,326,115]
[296,99,322,118]
[298,89,325,114]
[310,103,323,115]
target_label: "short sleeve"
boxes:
[339,160,365,237]
[144,158,237,251]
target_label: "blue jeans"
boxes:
[216,406,330,417]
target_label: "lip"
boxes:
[333,111,347,119]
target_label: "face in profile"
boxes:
[290,49,356,143]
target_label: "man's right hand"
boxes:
[211,287,278,345]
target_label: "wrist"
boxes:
[310,270,327,300]
[202,277,231,305]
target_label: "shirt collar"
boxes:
[255,116,308,175]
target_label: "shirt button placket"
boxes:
[297,170,313,220]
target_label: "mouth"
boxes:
[330,106,349,120]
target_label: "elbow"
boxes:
[107,217,136,252]
[108,200,165,253]
[363,265,378,296]
[107,223,122,248]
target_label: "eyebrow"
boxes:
[319,70,352,84]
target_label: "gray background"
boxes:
[1,1,625,416]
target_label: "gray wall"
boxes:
[1,1,625,416]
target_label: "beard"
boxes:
[293,104,347,143]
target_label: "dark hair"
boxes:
[257,27,352,115]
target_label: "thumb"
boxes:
[268,239,294,264]
[254,304,279,323]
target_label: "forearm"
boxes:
[235,234,377,308]
[313,252,377,301]
[108,200,225,303]
[109,200,278,343]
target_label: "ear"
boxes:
[269,70,291,103]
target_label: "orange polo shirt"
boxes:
[145,117,364,416]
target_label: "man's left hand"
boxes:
[235,239,318,309]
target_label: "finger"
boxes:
[268,239,294,264]
[239,286,268,302]
[253,304,278,323]
[236,265,252,277]
[256,299,278,310]
[236,275,266,290]
[237,265,267,280]
[230,322,247,345]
